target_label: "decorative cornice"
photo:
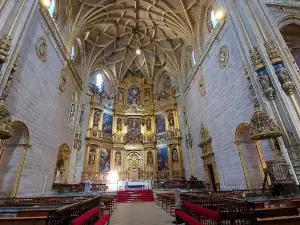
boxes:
[39,6,83,90]
[184,18,227,92]
[266,0,300,8]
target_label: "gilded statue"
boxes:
[275,64,290,84]
[258,71,270,91]
[172,148,178,162]
[115,151,121,166]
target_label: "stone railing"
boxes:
[153,180,205,189]
[266,0,300,7]
[266,160,293,183]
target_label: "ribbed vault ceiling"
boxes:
[67,0,201,82]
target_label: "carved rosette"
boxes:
[0,101,13,139]
[0,36,12,63]
[249,47,264,71]
[264,40,282,64]
[249,107,282,140]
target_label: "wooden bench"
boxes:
[254,206,298,219]
[70,205,110,225]
[175,201,221,225]
[257,215,300,225]
[0,216,48,225]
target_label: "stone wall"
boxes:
[2,11,77,196]
[185,20,254,190]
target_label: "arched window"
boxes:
[95,73,104,92]
[70,45,76,60]
[191,51,196,66]
[48,0,56,17]
[89,71,105,94]
[210,10,218,29]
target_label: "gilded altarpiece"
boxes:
[199,122,220,191]
[82,73,183,182]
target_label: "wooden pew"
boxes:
[254,206,298,219]
[257,216,300,225]
[0,216,48,225]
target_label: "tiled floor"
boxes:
[109,202,174,225]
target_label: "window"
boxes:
[96,73,103,88]
[70,45,76,60]
[191,51,196,66]
[48,0,56,17]
[210,10,218,29]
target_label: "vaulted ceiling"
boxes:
[63,0,203,82]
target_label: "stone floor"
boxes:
[109,202,174,225]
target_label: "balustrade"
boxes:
[265,160,293,183]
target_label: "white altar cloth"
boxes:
[118,181,151,190]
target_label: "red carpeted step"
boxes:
[117,190,155,203]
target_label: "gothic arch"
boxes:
[53,143,71,184]
[0,121,30,197]
[234,123,265,190]
[277,15,300,30]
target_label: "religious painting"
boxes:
[99,148,111,172]
[165,76,172,90]
[257,68,274,92]
[146,117,151,131]
[93,110,100,126]
[88,149,96,165]
[147,151,153,166]
[102,113,113,134]
[117,118,122,131]
[157,147,169,171]
[118,89,124,102]
[156,114,166,133]
[168,112,175,127]
[144,88,151,103]
[273,62,290,85]
[172,148,178,163]
[127,86,140,105]
[127,118,141,133]
[115,151,121,166]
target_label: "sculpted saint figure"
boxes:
[275,64,290,84]
[259,71,270,91]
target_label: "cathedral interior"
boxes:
[0,0,300,224]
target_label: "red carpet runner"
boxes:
[117,190,155,203]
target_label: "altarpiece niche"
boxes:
[82,72,183,183]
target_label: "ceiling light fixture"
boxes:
[215,10,226,21]
[136,48,141,55]
[40,0,51,9]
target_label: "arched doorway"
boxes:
[235,123,265,189]
[280,22,300,68]
[53,144,71,184]
[0,121,30,197]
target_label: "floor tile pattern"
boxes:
[109,202,174,225]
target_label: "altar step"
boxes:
[117,190,155,203]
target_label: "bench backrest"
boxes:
[183,201,221,222]
[70,206,100,225]
[257,215,300,225]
